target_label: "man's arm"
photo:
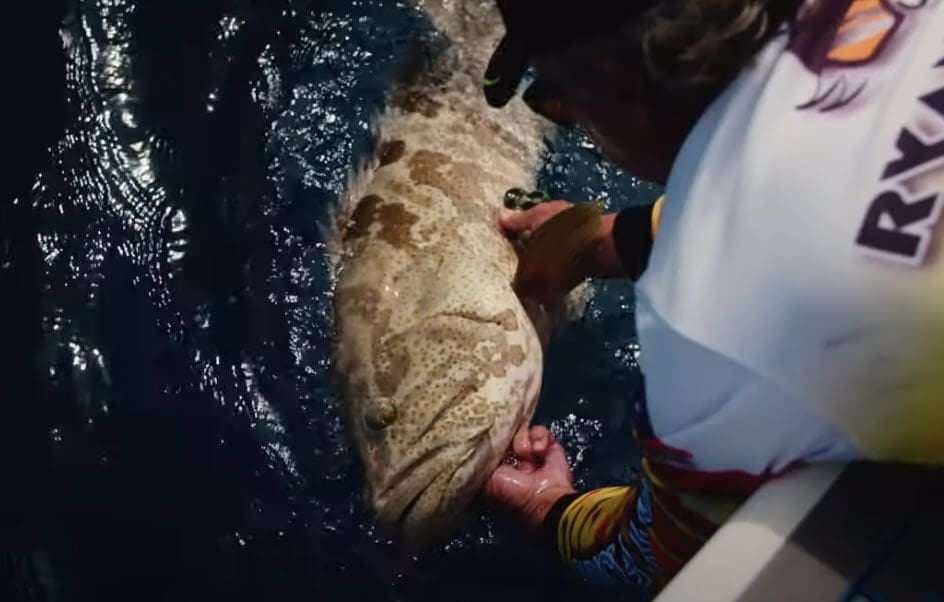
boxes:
[540,464,720,590]
[540,479,660,587]
[603,196,662,280]
[500,196,665,282]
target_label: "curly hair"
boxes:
[638,0,804,93]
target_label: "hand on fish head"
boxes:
[502,200,616,307]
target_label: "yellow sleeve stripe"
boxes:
[558,487,634,562]
[651,195,665,239]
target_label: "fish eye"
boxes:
[365,398,398,431]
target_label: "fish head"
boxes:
[345,308,543,545]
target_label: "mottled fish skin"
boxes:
[333,0,555,543]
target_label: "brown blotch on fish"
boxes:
[506,345,526,367]
[379,140,406,167]
[408,150,491,211]
[344,194,385,242]
[385,178,437,210]
[469,330,516,379]
[344,194,419,250]
[391,87,443,118]
[495,309,518,332]
[376,203,420,249]
[375,342,412,398]
[338,285,382,322]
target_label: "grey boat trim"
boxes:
[657,462,944,602]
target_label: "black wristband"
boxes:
[541,491,583,555]
[612,203,655,280]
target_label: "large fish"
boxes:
[331,0,598,543]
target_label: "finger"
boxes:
[484,465,531,506]
[530,426,551,456]
[498,208,533,233]
[500,203,557,231]
[502,200,575,233]
[511,425,532,460]
[543,440,574,481]
[482,468,511,506]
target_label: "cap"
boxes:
[483,0,652,108]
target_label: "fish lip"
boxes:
[390,463,467,547]
[370,468,444,545]
[372,441,450,503]
[370,443,451,525]
[383,432,496,542]
[372,435,491,536]
[394,470,440,530]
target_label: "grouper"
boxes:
[331,0,601,543]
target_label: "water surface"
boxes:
[7,1,661,600]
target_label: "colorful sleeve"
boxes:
[541,471,720,590]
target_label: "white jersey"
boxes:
[636,0,944,473]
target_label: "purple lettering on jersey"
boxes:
[856,190,941,259]
[881,79,944,179]
[788,0,909,112]
[922,84,944,117]
[858,51,944,263]
[881,127,944,180]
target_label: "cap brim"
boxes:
[483,36,529,108]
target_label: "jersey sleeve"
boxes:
[540,469,725,590]
[611,197,662,280]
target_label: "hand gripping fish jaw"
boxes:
[362,397,528,548]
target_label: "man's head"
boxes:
[484,0,796,183]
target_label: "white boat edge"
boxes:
[656,463,846,602]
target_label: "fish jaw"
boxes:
[353,321,544,545]
[368,377,542,545]
[368,431,494,545]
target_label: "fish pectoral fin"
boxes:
[513,202,604,305]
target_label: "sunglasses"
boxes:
[484,36,578,129]
[522,77,577,128]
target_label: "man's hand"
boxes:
[484,425,576,530]
[499,203,627,279]
[499,200,576,237]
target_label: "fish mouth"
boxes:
[371,434,494,543]
[373,444,461,527]
[395,468,443,533]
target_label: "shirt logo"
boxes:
[855,57,944,265]
[788,0,926,111]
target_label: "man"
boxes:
[482,0,944,590]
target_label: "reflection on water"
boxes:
[10,0,660,600]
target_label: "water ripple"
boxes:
[25,0,657,600]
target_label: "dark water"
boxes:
[2,1,661,600]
